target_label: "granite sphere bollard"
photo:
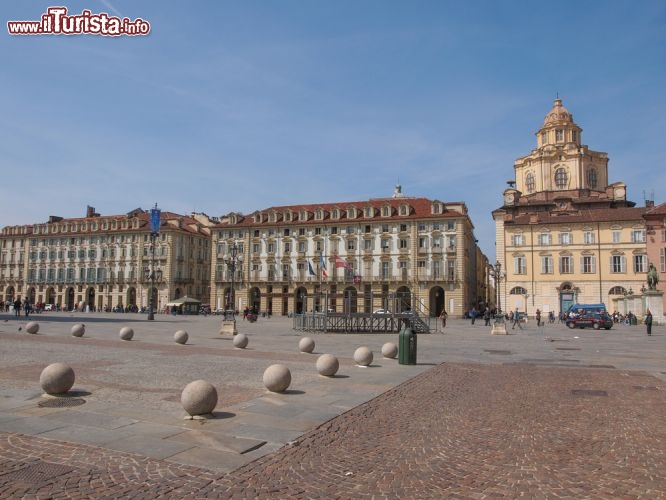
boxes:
[119,327,134,341]
[174,330,188,345]
[298,337,315,353]
[381,342,398,359]
[40,363,75,395]
[71,324,85,337]
[26,321,39,334]
[316,354,339,377]
[181,380,218,416]
[354,346,373,366]
[263,364,291,392]
[233,333,249,348]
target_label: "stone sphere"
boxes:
[71,324,85,337]
[263,364,291,393]
[181,380,218,416]
[298,337,315,353]
[233,333,249,348]
[174,330,188,344]
[316,354,339,377]
[119,327,134,341]
[26,322,39,334]
[381,342,398,359]
[354,346,373,366]
[40,363,75,395]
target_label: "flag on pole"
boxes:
[320,254,328,278]
[334,255,352,270]
[308,259,316,276]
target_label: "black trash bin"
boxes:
[398,324,417,365]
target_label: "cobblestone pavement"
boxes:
[0,314,665,498]
[1,362,666,498]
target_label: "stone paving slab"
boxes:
[165,445,251,473]
[103,434,196,460]
[40,409,139,430]
[164,428,266,454]
[0,416,67,436]
[37,424,135,447]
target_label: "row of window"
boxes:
[513,254,647,275]
[220,221,457,241]
[217,259,457,279]
[524,167,598,193]
[221,235,458,256]
[31,219,142,235]
[27,247,173,261]
[251,203,448,224]
[26,234,207,248]
[509,286,632,296]
[541,129,577,146]
[25,266,205,283]
[511,229,646,246]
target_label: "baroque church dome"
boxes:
[543,98,573,125]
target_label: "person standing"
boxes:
[645,309,653,336]
[483,307,491,326]
[511,308,523,330]
[535,309,541,327]
[13,297,21,318]
[439,309,448,329]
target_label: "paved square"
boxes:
[0,312,664,497]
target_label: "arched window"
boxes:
[608,286,626,295]
[554,168,568,189]
[587,168,598,188]
[510,286,527,295]
[525,172,535,193]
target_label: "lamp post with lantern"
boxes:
[219,242,243,336]
[147,204,161,321]
[489,260,507,334]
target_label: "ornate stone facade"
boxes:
[0,207,213,312]
[493,99,651,317]
[210,188,485,318]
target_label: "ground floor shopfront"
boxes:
[3,282,186,313]
[212,282,462,318]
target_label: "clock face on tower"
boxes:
[504,192,515,205]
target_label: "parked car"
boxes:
[373,309,392,314]
[44,304,55,311]
[566,313,613,330]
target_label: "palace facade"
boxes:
[493,98,652,317]
[210,187,484,318]
[0,206,213,312]
[1,188,488,318]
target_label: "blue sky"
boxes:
[2,1,665,258]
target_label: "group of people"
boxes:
[7,297,33,318]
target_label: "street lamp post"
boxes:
[147,204,161,321]
[489,260,507,335]
[223,242,243,319]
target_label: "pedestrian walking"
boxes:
[483,307,491,326]
[439,309,448,329]
[645,309,653,336]
[511,308,523,330]
[535,309,541,327]
[470,307,478,325]
[13,298,21,318]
